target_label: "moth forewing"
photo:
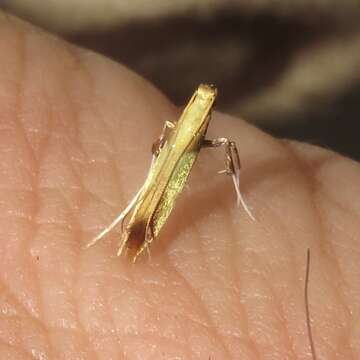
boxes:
[88,84,253,262]
[151,129,205,237]
[119,85,217,259]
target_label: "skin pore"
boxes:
[0,11,359,359]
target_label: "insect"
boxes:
[87,84,254,262]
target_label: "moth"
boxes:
[87,84,254,262]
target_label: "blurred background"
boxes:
[2,0,360,159]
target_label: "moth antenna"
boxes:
[305,248,317,360]
[86,186,144,249]
[86,155,158,250]
[145,245,152,261]
[117,233,128,257]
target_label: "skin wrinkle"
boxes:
[339,326,355,360]
[77,187,117,215]
[132,280,198,356]
[145,126,310,354]
[104,275,127,358]
[271,248,307,348]
[0,12,355,358]
[79,284,114,359]
[227,200,261,355]
[121,333,189,359]
[145,300,213,344]
[127,320,210,346]
[77,167,112,349]
[0,204,33,223]
[168,131,304,356]
[82,56,142,193]
[28,48,80,355]
[286,149,350,277]
[0,21,49,349]
[47,330,90,360]
[35,188,79,338]
[109,280,153,328]
[0,340,34,360]
[163,178,230,254]
[165,261,232,358]
[74,57,134,239]
[285,143,355,358]
[0,315,49,360]
[320,190,360,237]
[77,281,117,358]
[107,268,154,340]
[229,231,259,359]
[270,281,298,359]
[318,183,354,224]
[0,283,46,336]
[36,189,78,230]
[242,161,302,358]
[280,144,329,358]
[78,139,115,164]
[54,47,99,359]
[133,274,169,327]
[126,268,191,339]
[141,270,210,333]
[203,210,251,350]
[230,252,262,360]
[257,254,296,358]
[25,25,90,358]
[349,314,360,359]
[318,223,353,322]
[75,56,156,352]
[326,219,360,260]
[15,29,39,175]
[313,211,353,357]
[244,258,295,359]
[292,149,360,322]
[262,211,306,358]
[287,143,355,221]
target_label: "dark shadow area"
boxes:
[1,6,358,159]
[68,12,359,160]
[264,85,360,160]
[69,13,335,106]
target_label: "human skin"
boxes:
[0,12,359,360]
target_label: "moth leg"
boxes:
[131,222,155,263]
[116,229,130,257]
[202,138,255,221]
[152,120,175,157]
[86,185,144,249]
[137,243,152,263]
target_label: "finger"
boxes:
[0,11,359,360]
